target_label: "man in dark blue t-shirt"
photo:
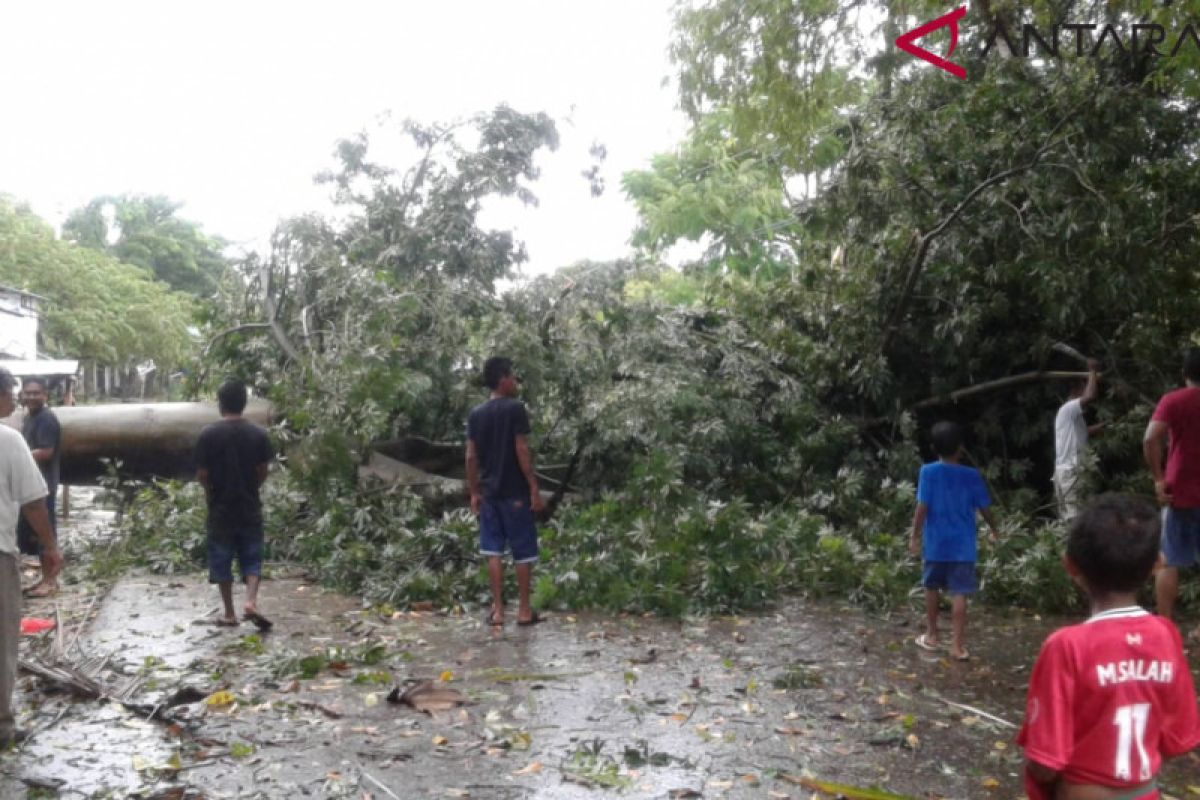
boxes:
[17,376,61,597]
[466,357,544,627]
[195,379,274,629]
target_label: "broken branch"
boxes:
[910,370,1090,410]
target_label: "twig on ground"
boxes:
[361,771,401,800]
[64,593,102,655]
[297,700,343,719]
[937,697,1017,728]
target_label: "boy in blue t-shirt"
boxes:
[908,421,998,661]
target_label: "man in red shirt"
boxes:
[1143,348,1200,632]
[1018,495,1200,800]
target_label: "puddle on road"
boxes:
[1,494,1198,798]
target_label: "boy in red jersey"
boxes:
[1018,494,1200,800]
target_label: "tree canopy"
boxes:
[0,198,196,368]
[63,194,231,299]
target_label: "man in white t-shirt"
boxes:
[0,368,62,747]
[1053,359,1102,519]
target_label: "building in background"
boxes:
[0,285,79,408]
[0,285,42,360]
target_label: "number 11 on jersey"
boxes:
[1113,703,1151,781]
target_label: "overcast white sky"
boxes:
[0,0,690,279]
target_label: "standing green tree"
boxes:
[0,197,196,371]
[62,194,231,299]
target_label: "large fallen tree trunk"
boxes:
[49,401,273,484]
[11,402,563,501]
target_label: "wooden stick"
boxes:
[938,697,1017,728]
[64,593,101,656]
[361,771,401,800]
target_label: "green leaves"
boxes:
[0,198,198,368]
[62,194,230,299]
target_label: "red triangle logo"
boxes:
[895,6,967,79]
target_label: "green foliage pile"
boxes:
[113,3,1200,617]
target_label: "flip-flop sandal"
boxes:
[952,650,971,662]
[517,612,544,626]
[915,634,940,651]
[244,611,273,632]
[203,618,240,628]
[485,610,504,627]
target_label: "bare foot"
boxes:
[24,583,58,598]
[215,616,239,627]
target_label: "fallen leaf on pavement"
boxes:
[512,761,543,776]
[204,691,236,707]
[778,774,912,799]
[389,681,468,713]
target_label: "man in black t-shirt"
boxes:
[195,379,273,628]
[466,357,544,626]
[17,376,62,597]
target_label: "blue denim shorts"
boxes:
[480,497,538,563]
[208,523,264,583]
[1162,506,1200,568]
[922,561,977,595]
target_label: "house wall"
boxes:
[0,289,39,359]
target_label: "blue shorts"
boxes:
[1162,506,1200,568]
[922,561,977,595]
[480,497,538,564]
[208,523,264,583]
[17,492,57,556]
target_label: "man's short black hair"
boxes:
[0,368,14,395]
[1067,494,1160,594]
[1184,348,1200,382]
[930,421,963,458]
[217,379,248,414]
[21,376,47,391]
[483,357,513,391]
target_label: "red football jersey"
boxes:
[1018,608,1200,797]
[1151,386,1200,507]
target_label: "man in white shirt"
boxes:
[0,368,62,747]
[1053,359,1102,520]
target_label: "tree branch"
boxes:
[910,370,1090,410]
[880,114,1075,352]
[259,259,303,363]
[202,323,271,357]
